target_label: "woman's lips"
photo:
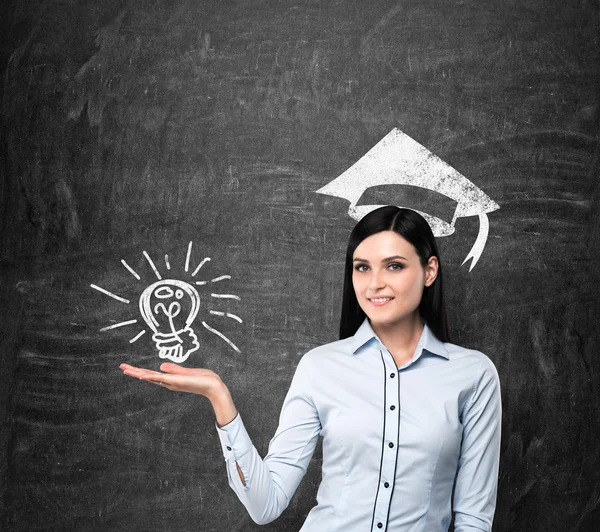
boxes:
[368,296,395,307]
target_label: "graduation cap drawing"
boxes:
[316,128,500,271]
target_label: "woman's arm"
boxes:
[453,356,502,531]
[121,363,248,485]
[213,357,321,524]
[120,358,321,525]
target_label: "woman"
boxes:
[121,206,502,531]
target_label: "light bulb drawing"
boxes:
[91,241,242,363]
[139,280,200,363]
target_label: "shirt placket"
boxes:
[371,349,401,531]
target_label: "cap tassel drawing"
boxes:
[316,128,500,271]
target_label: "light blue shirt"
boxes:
[216,318,502,531]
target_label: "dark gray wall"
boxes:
[1,0,599,530]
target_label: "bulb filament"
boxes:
[154,302,183,341]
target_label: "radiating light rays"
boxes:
[202,321,241,353]
[209,310,243,323]
[191,257,210,277]
[129,330,146,343]
[210,293,241,300]
[143,251,162,280]
[185,241,193,272]
[91,241,243,360]
[100,319,138,331]
[90,284,130,304]
[195,274,231,286]
[121,260,140,280]
[211,275,231,283]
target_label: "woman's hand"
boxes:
[120,362,224,397]
[119,362,238,426]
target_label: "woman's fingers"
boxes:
[159,362,191,374]
[120,363,168,382]
[139,373,172,385]
[139,373,189,392]
[119,363,151,374]
[121,365,185,387]
[122,362,207,376]
[120,362,221,396]
[159,363,216,378]
[121,363,173,385]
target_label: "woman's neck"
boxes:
[371,312,424,365]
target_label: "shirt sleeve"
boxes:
[453,356,502,531]
[215,356,321,525]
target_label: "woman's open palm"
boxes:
[120,362,223,397]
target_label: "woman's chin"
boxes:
[365,311,420,329]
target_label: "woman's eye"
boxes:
[354,264,369,272]
[387,262,404,270]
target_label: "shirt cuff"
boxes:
[215,412,253,461]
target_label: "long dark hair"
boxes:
[339,206,450,343]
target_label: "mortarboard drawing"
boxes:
[316,128,500,271]
[91,242,242,363]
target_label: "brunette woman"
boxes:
[121,206,502,531]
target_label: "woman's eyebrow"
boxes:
[353,255,407,262]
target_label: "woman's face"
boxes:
[352,231,438,328]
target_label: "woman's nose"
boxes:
[368,270,386,291]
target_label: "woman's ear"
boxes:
[424,256,439,287]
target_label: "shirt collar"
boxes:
[350,317,449,360]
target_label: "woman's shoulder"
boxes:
[297,336,354,366]
[442,340,500,381]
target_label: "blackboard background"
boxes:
[1,0,599,530]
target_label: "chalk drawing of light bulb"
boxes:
[139,279,201,363]
[91,241,243,363]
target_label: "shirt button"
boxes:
[377,523,383,529]
[389,442,394,448]
[390,373,395,378]
[384,482,390,488]
[390,405,396,411]
[227,446,232,451]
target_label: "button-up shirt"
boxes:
[216,318,502,531]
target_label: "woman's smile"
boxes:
[368,296,395,306]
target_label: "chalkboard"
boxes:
[1,0,599,530]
